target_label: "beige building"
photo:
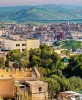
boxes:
[70,31,82,39]
[1,39,26,52]
[0,68,48,100]
[1,38,40,52]
[26,39,40,51]
[25,81,48,100]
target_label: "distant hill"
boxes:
[0,4,82,22]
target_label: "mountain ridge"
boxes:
[0,4,82,22]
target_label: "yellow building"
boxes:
[0,78,15,99]
[0,68,48,100]
[26,39,40,51]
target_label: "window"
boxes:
[1,75,3,77]
[22,49,26,51]
[20,85,25,89]
[16,44,20,46]
[38,87,42,92]
[22,44,26,46]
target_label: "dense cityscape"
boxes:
[0,22,82,100]
[1,0,82,100]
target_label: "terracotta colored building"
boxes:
[0,78,15,99]
[0,68,48,100]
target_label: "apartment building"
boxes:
[26,39,40,51]
[70,31,82,39]
[1,39,26,52]
[1,38,40,52]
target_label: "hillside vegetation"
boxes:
[0,5,82,22]
[61,40,82,49]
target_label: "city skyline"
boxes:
[0,0,82,7]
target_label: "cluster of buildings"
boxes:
[0,23,82,66]
[1,37,40,52]
[0,23,82,99]
[0,68,48,100]
[58,91,82,100]
[0,23,82,48]
[0,24,40,52]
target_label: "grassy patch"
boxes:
[61,40,82,49]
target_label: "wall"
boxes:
[26,39,40,51]
[1,39,26,52]
[0,78,15,98]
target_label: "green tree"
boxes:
[50,75,70,91]
[19,51,29,68]
[55,60,65,75]
[29,48,41,59]
[41,49,51,59]
[44,78,60,99]
[42,58,53,68]
[13,62,19,70]
[40,44,52,52]
[7,49,21,61]
[69,77,82,91]
[51,52,61,62]
[30,55,41,67]
[7,49,29,69]
[67,55,82,77]
[0,57,5,68]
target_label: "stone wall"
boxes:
[0,78,15,98]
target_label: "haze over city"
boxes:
[0,0,82,6]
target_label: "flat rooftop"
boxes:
[25,81,47,85]
[61,91,82,96]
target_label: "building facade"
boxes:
[1,39,40,52]
[0,68,48,100]
[26,39,40,51]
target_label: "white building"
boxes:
[58,91,82,100]
[1,39,26,52]
[1,38,40,52]
[76,49,82,54]
[41,41,53,46]
[0,29,7,36]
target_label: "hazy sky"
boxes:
[0,0,82,7]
